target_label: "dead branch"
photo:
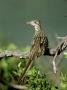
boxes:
[44,36,67,56]
[44,36,67,73]
[0,50,29,60]
[0,35,67,60]
[0,36,67,60]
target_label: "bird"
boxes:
[18,19,49,84]
[26,19,49,56]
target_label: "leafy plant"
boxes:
[25,66,51,90]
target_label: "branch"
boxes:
[0,36,66,58]
[44,36,67,56]
[44,36,67,73]
[0,50,29,60]
[0,35,66,60]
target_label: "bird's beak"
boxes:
[26,21,31,25]
[26,21,34,26]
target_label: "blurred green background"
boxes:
[0,0,67,74]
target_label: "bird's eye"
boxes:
[34,21,39,24]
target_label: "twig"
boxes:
[52,51,58,73]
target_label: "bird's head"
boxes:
[26,20,41,31]
[26,20,40,26]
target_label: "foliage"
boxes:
[60,72,67,90]
[25,67,51,90]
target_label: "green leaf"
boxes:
[64,52,67,58]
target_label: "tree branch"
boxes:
[0,36,67,60]
[44,36,67,73]
[0,50,29,60]
[44,36,67,56]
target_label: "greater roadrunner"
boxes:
[18,19,48,84]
